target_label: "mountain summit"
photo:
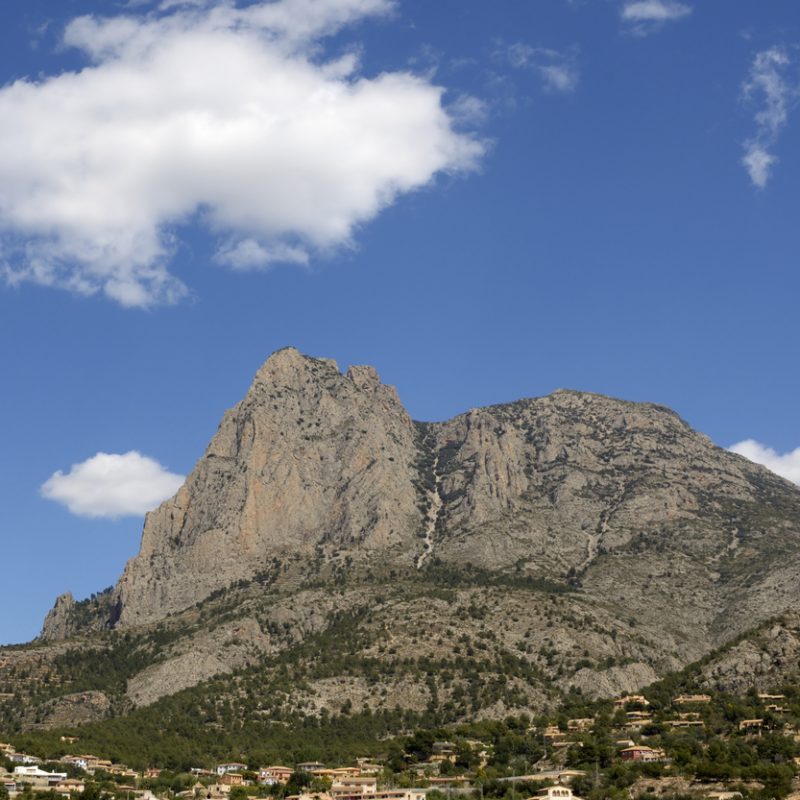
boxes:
[110,347,421,627]
[20,348,800,728]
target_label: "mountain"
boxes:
[4,347,800,736]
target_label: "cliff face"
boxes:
[111,348,423,627]
[36,349,800,703]
[430,390,765,570]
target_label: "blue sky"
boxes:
[1,0,799,644]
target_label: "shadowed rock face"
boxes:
[40,348,800,668]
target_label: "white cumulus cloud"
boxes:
[41,451,185,518]
[0,0,484,307]
[621,0,692,35]
[729,439,800,486]
[740,46,796,189]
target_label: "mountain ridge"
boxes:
[4,347,799,736]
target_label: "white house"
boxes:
[216,763,248,776]
[60,756,89,771]
[533,788,583,800]
[13,766,68,790]
[9,754,41,765]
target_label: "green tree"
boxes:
[405,730,437,763]
[284,773,312,796]
[80,783,105,800]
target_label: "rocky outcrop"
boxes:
[40,588,117,642]
[699,615,800,694]
[27,690,111,729]
[566,662,660,699]
[125,616,274,707]
[40,593,78,641]
[430,389,785,575]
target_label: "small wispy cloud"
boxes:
[729,439,800,486]
[741,146,777,189]
[41,451,185,518]
[448,93,490,126]
[496,42,580,94]
[740,46,797,189]
[621,0,692,35]
[214,239,310,271]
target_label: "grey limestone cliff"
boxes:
[110,348,423,627]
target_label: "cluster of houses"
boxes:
[179,750,486,800]
[540,706,668,766]
[1,690,795,800]
[1,741,145,799]
[1,741,437,800]
[538,690,798,770]
[735,694,790,733]
[0,736,500,800]
[613,692,792,738]
[1,740,81,799]
[611,694,705,737]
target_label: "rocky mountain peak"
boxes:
[38,349,800,670]
[108,349,422,627]
[253,346,338,384]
